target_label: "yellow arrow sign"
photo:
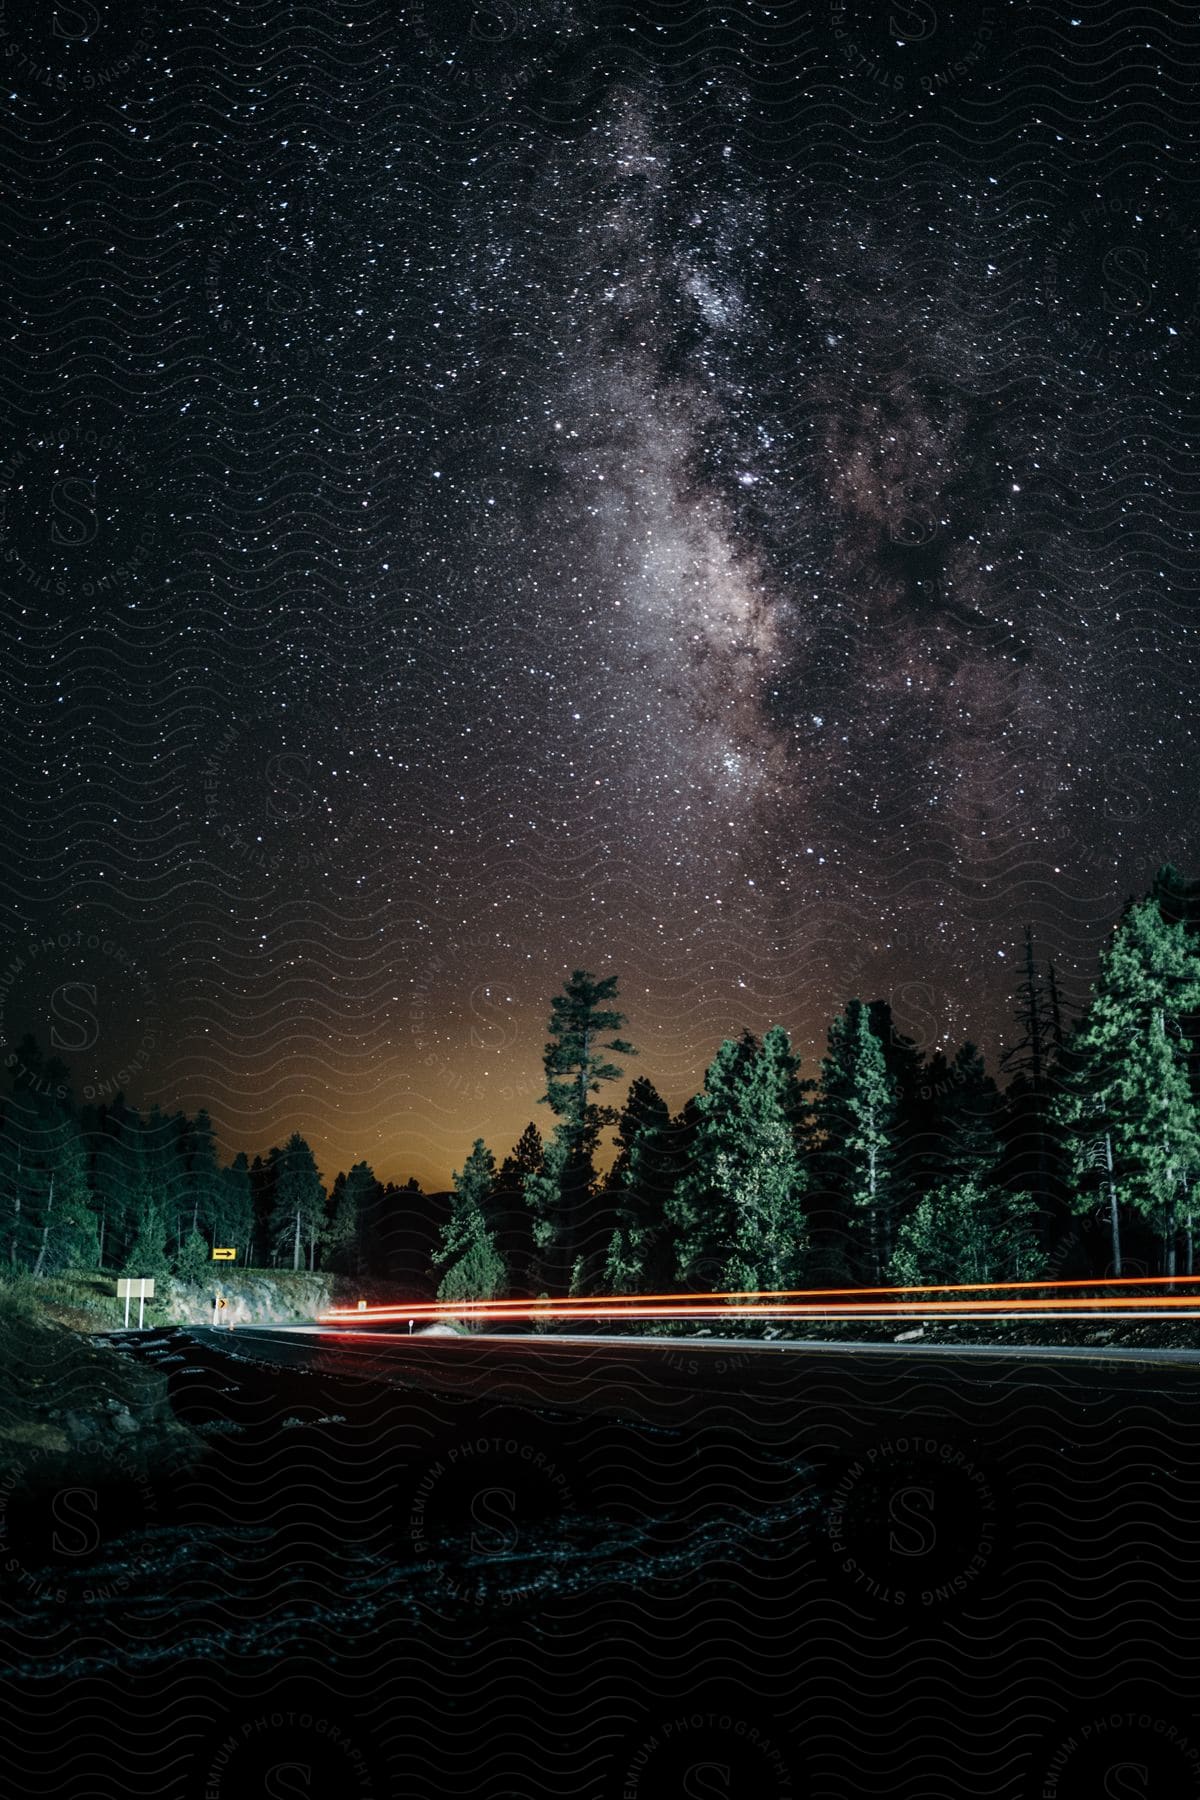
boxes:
[212,1247,237,1260]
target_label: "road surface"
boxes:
[208,1325,1200,1365]
[157,1324,1200,1434]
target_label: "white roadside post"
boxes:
[116,1277,155,1328]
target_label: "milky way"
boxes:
[1,3,1198,1184]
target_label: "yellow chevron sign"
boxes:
[212,1247,237,1260]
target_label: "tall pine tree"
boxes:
[434,1139,506,1311]
[668,1033,758,1291]
[142,1104,188,1259]
[269,1134,326,1271]
[489,1123,542,1301]
[669,1028,809,1298]
[217,1151,255,1263]
[602,1077,678,1296]
[530,971,634,1297]
[930,1042,1005,1187]
[816,1001,899,1285]
[182,1108,222,1243]
[325,1160,378,1275]
[120,1109,160,1273]
[30,1112,98,1276]
[1055,898,1200,1275]
[1,1044,100,1275]
[122,1197,172,1279]
[999,927,1067,1237]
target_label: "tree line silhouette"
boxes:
[4,866,1199,1311]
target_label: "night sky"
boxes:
[1,1,1198,1187]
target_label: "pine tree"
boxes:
[173,1228,211,1287]
[1000,927,1064,1231]
[434,1139,506,1311]
[216,1151,255,1263]
[1055,898,1200,1275]
[669,1028,809,1297]
[931,1042,1005,1186]
[0,1105,22,1268]
[1045,963,1068,1051]
[534,970,634,1296]
[269,1134,326,1271]
[78,1102,105,1266]
[542,970,636,1129]
[668,1033,758,1290]
[1003,927,1049,1090]
[121,1111,160,1271]
[602,1078,678,1295]
[1153,862,1200,1212]
[1120,1005,1200,1277]
[525,1125,574,1298]
[249,1153,275,1264]
[373,1176,432,1292]
[579,1080,673,1297]
[866,1000,926,1214]
[182,1108,222,1242]
[142,1105,188,1258]
[122,1199,171,1279]
[490,1123,542,1301]
[0,1045,100,1276]
[733,1025,810,1289]
[325,1161,377,1275]
[0,1096,39,1269]
[348,1162,387,1275]
[890,1179,1044,1288]
[101,1110,138,1271]
[660,1098,703,1284]
[816,1001,899,1284]
[31,1113,98,1276]
[326,1171,349,1261]
[1167,865,1200,1275]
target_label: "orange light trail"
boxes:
[326,1311,1200,1328]
[320,1272,1200,1326]
[316,1274,1200,1332]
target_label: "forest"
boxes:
[3,865,1200,1311]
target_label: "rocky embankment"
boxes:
[166,1269,342,1327]
[0,1269,398,1482]
[0,1294,196,1481]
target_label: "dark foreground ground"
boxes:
[2,1323,1199,1798]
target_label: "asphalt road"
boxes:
[203,1325,1200,1364]
[167,1324,1200,1434]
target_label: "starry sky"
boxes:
[1,0,1198,1187]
